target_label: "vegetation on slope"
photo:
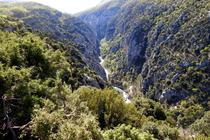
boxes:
[0,17,188,140]
[79,0,210,139]
[0,0,210,139]
[0,16,105,139]
[0,2,107,79]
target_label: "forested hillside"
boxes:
[80,0,209,89]
[0,0,210,139]
[0,2,107,79]
[79,0,210,139]
[79,0,210,108]
[0,11,107,140]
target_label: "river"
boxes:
[99,56,109,81]
[99,56,131,103]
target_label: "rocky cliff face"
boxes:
[78,0,125,40]
[79,0,210,104]
[79,0,169,84]
[0,2,107,80]
[141,0,210,104]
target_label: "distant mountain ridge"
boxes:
[0,0,22,2]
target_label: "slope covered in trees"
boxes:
[0,2,107,79]
[0,15,106,139]
[0,12,180,140]
[79,0,210,139]
[79,0,210,105]
[0,0,210,139]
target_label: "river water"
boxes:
[99,56,109,81]
[99,56,131,103]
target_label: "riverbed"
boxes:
[99,56,131,103]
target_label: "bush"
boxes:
[193,135,210,140]
[103,124,156,140]
[27,93,103,140]
[75,87,143,128]
[177,104,204,128]
[190,111,210,136]
[141,121,180,140]
[134,97,167,120]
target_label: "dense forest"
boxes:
[0,0,210,140]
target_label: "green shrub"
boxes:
[27,92,103,140]
[103,124,156,140]
[177,104,204,128]
[190,111,210,136]
[76,87,143,128]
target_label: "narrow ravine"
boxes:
[99,56,109,81]
[99,56,131,103]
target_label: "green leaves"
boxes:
[177,104,204,128]
[0,24,101,139]
[190,111,210,136]
[103,124,156,140]
[28,92,103,140]
[76,87,143,129]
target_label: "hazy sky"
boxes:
[21,0,102,14]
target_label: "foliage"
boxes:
[0,1,103,78]
[81,0,210,111]
[103,124,156,140]
[0,18,101,139]
[141,121,180,140]
[75,87,143,129]
[100,38,110,57]
[177,104,204,128]
[190,111,210,136]
[193,135,210,140]
[134,97,167,120]
[0,0,209,139]
[27,92,103,140]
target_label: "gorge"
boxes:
[99,55,131,103]
[0,0,210,139]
